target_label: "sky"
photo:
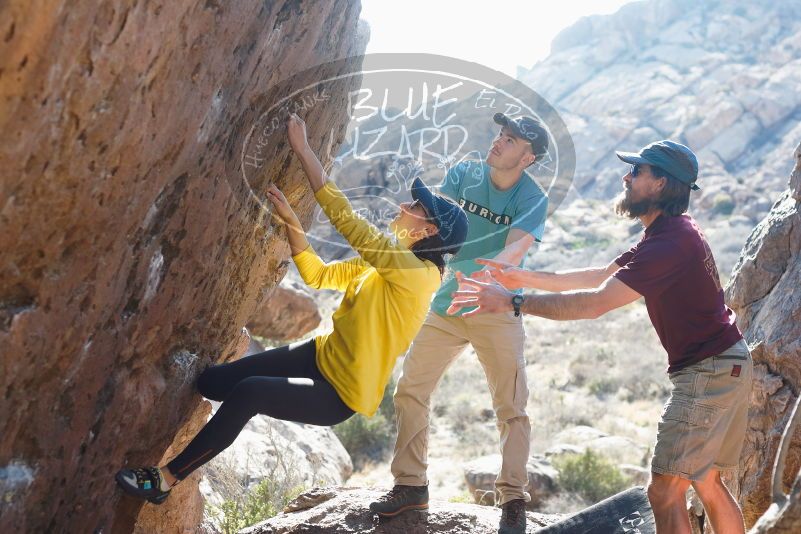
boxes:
[360,0,637,77]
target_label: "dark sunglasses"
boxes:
[629,164,643,177]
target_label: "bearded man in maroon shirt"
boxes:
[447,140,752,534]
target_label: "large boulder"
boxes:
[463,454,559,509]
[201,415,353,512]
[247,279,321,341]
[133,389,216,534]
[239,486,563,533]
[546,426,650,468]
[0,1,367,532]
[725,141,801,529]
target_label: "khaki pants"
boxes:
[391,310,529,505]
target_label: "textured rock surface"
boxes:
[0,1,366,532]
[247,279,321,341]
[239,486,562,533]
[133,395,214,534]
[749,467,801,533]
[726,142,801,528]
[463,454,558,509]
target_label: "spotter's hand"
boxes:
[471,258,529,290]
[446,271,516,317]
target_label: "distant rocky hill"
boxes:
[516,0,801,273]
[521,0,801,200]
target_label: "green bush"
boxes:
[448,491,475,504]
[554,449,630,503]
[333,376,396,469]
[713,193,735,215]
[208,478,304,534]
[587,377,619,397]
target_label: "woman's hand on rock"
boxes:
[287,113,310,154]
[266,184,298,224]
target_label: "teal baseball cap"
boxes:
[616,140,700,190]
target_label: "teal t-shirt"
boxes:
[430,160,548,317]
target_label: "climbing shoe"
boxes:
[499,498,526,534]
[369,484,429,516]
[115,466,171,505]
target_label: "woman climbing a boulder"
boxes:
[115,113,468,504]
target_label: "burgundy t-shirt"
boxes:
[613,214,742,373]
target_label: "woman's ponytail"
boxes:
[410,234,450,277]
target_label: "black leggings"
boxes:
[166,339,354,480]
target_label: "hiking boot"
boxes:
[115,466,171,505]
[369,484,429,516]
[499,498,526,534]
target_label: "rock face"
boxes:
[0,1,366,532]
[463,454,558,509]
[239,486,563,533]
[133,396,213,534]
[726,142,801,529]
[247,279,321,341]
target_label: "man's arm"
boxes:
[521,261,621,292]
[492,228,537,266]
[474,258,621,292]
[447,272,641,318]
[519,276,640,320]
[466,229,536,285]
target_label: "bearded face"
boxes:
[614,164,663,219]
[614,187,658,218]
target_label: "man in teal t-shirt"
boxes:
[370,113,549,534]
[431,158,547,316]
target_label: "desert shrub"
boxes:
[587,376,620,397]
[448,491,475,504]
[713,193,735,215]
[333,376,396,469]
[568,359,591,387]
[203,427,308,534]
[449,395,481,433]
[554,449,630,503]
[208,478,304,534]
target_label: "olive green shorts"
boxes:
[651,339,752,481]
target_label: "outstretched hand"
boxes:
[446,271,516,317]
[470,258,529,290]
[287,113,310,154]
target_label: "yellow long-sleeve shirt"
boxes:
[291,181,441,416]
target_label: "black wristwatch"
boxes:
[512,295,524,317]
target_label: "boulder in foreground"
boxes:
[239,486,563,533]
